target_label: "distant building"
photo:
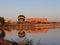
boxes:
[26,18,48,23]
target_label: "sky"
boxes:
[0,0,60,21]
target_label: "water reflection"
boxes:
[2,29,60,45]
[4,29,48,44]
[3,29,48,42]
[26,29,48,33]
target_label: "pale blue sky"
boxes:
[0,0,60,21]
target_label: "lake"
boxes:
[5,29,60,45]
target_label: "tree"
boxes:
[0,30,5,38]
[0,17,5,26]
[0,17,5,38]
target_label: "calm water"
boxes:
[5,29,60,45]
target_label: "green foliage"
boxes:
[0,30,5,38]
[0,17,5,25]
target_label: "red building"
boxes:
[26,18,48,23]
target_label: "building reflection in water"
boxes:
[0,28,48,45]
[3,29,48,34]
[25,29,48,33]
